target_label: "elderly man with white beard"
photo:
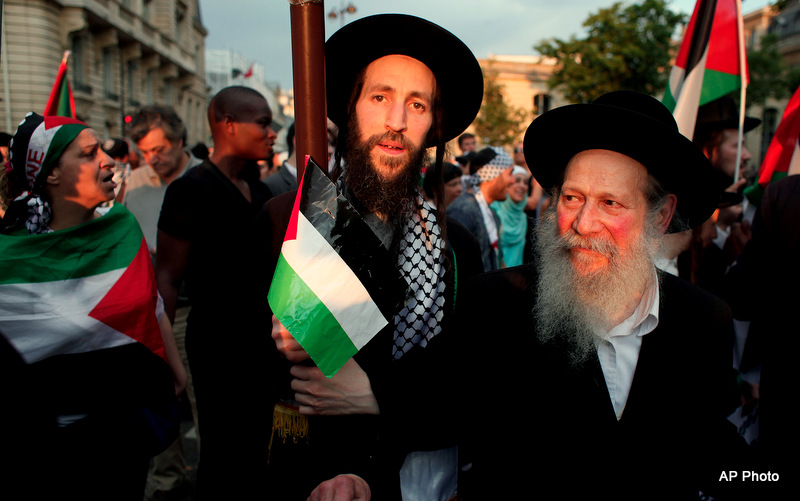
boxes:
[465,91,760,501]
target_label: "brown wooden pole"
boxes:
[289,0,327,180]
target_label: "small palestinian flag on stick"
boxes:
[268,156,408,378]
[44,51,77,119]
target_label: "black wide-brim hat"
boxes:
[325,14,483,147]
[523,91,718,231]
[695,95,761,134]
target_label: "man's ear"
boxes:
[657,193,678,234]
[222,114,237,135]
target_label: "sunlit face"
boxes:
[443,175,463,207]
[136,127,185,180]
[712,129,751,180]
[49,128,116,208]
[460,136,476,153]
[354,54,435,182]
[234,99,277,160]
[556,149,652,276]
[508,172,529,203]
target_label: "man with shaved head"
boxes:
[157,85,277,499]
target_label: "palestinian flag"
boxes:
[0,204,165,364]
[744,84,800,206]
[663,0,747,138]
[268,156,408,377]
[43,51,77,119]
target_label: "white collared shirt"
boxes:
[595,274,660,420]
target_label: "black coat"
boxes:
[724,175,800,495]
[254,190,483,500]
[465,264,755,500]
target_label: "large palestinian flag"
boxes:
[268,156,408,377]
[663,0,748,138]
[744,84,800,205]
[0,204,165,364]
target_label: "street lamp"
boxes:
[328,2,357,27]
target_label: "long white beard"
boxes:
[533,207,661,365]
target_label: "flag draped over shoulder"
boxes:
[0,204,165,364]
[663,0,747,138]
[268,156,408,378]
[43,51,77,119]
[744,85,800,205]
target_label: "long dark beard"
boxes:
[341,118,427,224]
[533,205,660,366]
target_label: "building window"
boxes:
[165,79,174,105]
[145,69,155,103]
[103,49,118,101]
[71,35,91,93]
[533,93,551,115]
[125,59,139,107]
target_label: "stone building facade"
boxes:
[0,0,208,145]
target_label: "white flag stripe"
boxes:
[0,268,134,363]
[282,213,387,350]
[673,47,710,139]
[789,142,800,176]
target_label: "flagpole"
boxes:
[289,0,327,181]
[735,0,747,184]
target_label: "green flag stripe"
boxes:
[269,253,358,377]
[56,78,72,117]
[0,205,142,285]
[699,69,740,106]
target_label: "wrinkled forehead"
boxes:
[361,54,437,94]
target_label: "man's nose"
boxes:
[385,102,407,133]
[573,204,602,236]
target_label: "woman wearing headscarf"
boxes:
[0,113,186,500]
[491,165,533,267]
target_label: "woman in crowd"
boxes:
[0,113,186,500]
[492,165,533,267]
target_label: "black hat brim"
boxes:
[695,116,762,134]
[325,14,483,147]
[524,100,719,231]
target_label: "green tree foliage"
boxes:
[747,33,793,106]
[534,0,685,104]
[472,68,529,147]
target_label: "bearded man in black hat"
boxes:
[466,91,759,500]
[256,14,484,501]
[689,96,762,295]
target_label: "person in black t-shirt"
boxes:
[156,86,277,500]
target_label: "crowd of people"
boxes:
[0,11,795,501]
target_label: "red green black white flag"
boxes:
[44,51,77,119]
[0,204,166,363]
[663,0,748,139]
[268,156,408,377]
[744,84,800,205]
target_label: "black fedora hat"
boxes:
[523,91,718,231]
[325,14,483,147]
[695,95,761,135]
